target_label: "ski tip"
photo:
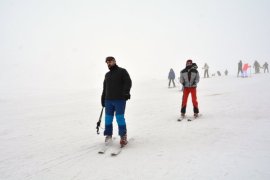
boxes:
[177,117,185,121]
[111,150,121,156]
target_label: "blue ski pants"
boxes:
[104,100,127,136]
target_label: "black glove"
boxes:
[124,94,131,100]
[101,97,105,107]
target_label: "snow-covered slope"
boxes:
[0,73,270,180]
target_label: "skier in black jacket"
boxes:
[101,56,132,147]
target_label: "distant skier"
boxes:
[180,60,200,118]
[262,62,269,73]
[202,63,209,78]
[217,71,221,76]
[253,60,261,74]
[242,63,251,78]
[101,56,132,147]
[168,68,176,88]
[237,60,243,77]
[224,69,228,76]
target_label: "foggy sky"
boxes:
[0,0,269,90]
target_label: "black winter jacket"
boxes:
[102,65,132,101]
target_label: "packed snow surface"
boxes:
[0,74,270,180]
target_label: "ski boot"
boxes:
[177,113,185,121]
[105,135,112,143]
[120,134,128,147]
[194,113,198,118]
[181,113,185,118]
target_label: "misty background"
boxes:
[0,0,269,91]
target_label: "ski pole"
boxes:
[96,107,104,135]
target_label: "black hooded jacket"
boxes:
[102,65,132,101]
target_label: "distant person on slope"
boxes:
[237,60,243,77]
[202,63,210,78]
[180,60,200,118]
[225,69,228,76]
[242,63,251,78]
[168,68,176,88]
[262,62,269,73]
[101,56,132,147]
[253,60,261,74]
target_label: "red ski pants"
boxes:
[181,87,199,114]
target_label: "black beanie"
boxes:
[105,56,115,62]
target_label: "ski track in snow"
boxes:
[0,74,270,180]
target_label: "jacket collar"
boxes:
[109,64,118,71]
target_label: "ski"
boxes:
[111,147,122,156]
[98,137,115,154]
[178,114,202,121]
[110,138,134,157]
[177,116,186,121]
[98,143,111,154]
[98,145,110,154]
[187,114,202,121]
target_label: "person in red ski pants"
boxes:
[180,59,200,117]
